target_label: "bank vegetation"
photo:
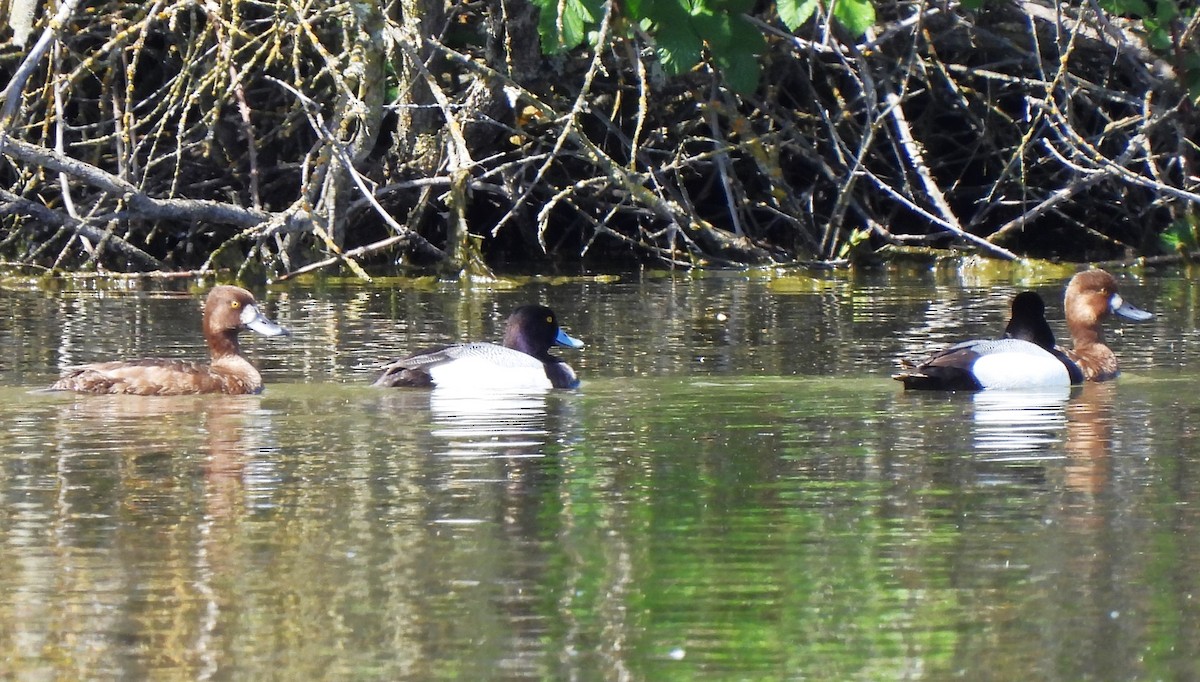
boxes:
[0,0,1196,278]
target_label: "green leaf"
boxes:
[1156,0,1180,22]
[655,20,705,75]
[1182,51,1200,102]
[777,0,819,30]
[689,7,733,50]
[643,0,701,75]
[1098,0,1152,16]
[720,49,761,94]
[715,16,765,93]
[707,0,757,14]
[831,0,876,36]
[1143,17,1172,52]
[532,0,599,52]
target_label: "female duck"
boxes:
[895,269,1151,390]
[1060,268,1152,381]
[895,291,1075,391]
[373,305,584,390]
[50,285,288,395]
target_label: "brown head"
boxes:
[203,285,288,360]
[1062,269,1152,381]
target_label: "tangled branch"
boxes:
[0,0,1196,275]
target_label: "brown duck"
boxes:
[50,285,288,395]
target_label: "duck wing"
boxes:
[896,339,1070,391]
[894,341,989,391]
[374,343,556,389]
[50,358,253,395]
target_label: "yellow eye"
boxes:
[230,300,241,309]
[545,315,554,324]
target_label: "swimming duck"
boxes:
[895,270,1151,390]
[1002,291,1056,348]
[1003,291,1086,384]
[895,290,1075,391]
[373,304,584,390]
[49,285,288,395]
[1059,269,1152,381]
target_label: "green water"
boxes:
[1,268,1200,679]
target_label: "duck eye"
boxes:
[230,300,241,309]
[546,315,554,324]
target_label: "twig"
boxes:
[0,135,269,226]
[0,0,82,125]
[884,88,1017,260]
[704,82,746,238]
[0,189,162,269]
[276,234,411,281]
[265,76,448,268]
[488,0,617,241]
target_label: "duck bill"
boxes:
[1110,294,1153,321]
[554,328,584,349]
[241,304,289,337]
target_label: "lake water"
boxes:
[2,263,1200,680]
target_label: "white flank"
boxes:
[428,356,552,390]
[970,350,1070,390]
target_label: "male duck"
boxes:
[50,285,288,395]
[1001,290,1056,347]
[1003,291,1086,384]
[373,304,584,390]
[895,269,1151,390]
[895,291,1075,391]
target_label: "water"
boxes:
[2,265,1200,679]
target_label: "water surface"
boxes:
[2,267,1200,679]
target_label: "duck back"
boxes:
[374,304,583,391]
[374,342,579,390]
[51,355,263,395]
[896,338,1071,391]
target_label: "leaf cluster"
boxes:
[531,0,874,93]
[1099,0,1200,99]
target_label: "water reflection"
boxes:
[972,386,1071,457]
[419,387,578,530]
[3,272,1200,679]
[959,380,1123,496]
[428,388,554,458]
[0,392,278,679]
[1063,382,1117,496]
[371,386,586,679]
[961,383,1127,496]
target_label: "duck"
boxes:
[1059,268,1152,381]
[1003,291,1086,384]
[49,285,288,395]
[895,269,1152,391]
[895,290,1076,391]
[1001,291,1057,348]
[373,304,584,390]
